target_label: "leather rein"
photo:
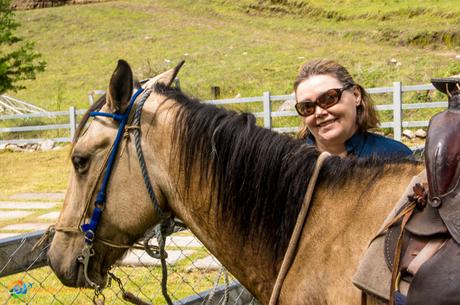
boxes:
[269,151,330,305]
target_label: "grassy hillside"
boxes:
[8,0,460,111]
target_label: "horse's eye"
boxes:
[72,155,90,174]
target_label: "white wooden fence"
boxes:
[0,83,448,145]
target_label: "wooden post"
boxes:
[392,82,402,141]
[174,78,181,89]
[88,92,94,105]
[263,91,272,129]
[211,86,221,99]
[69,106,76,142]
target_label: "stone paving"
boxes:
[0,193,62,237]
[119,249,196,266]
[37,211,61,220]
[0,192,221,269]
[9,193,65,201]
[0,201,59,209]
[0,210,33,220]
[0,222,52,231]
[186,256,222,272]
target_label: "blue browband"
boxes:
[81,87,144,244]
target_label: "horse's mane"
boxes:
[72,81,416,261]
[154,83,419,261]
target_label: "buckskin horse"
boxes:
[48,60,425,305]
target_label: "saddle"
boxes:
[353,77,460,305]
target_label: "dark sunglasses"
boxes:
[295,84,354,117]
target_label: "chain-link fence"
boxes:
[0,229,259,305]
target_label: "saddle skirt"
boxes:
[353,172,460,305]
[354,77,460,305]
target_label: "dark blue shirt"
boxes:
[306,131,413,158]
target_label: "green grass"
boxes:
[0,0,453,213]
[0,147,70,197]
[6,0,459,112]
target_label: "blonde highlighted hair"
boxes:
[294,59,379,139]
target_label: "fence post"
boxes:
[174,77,181,89]
[263,91,272,129]
[392,82,402,141]
[88,92,94,105]
[69,106,76,142]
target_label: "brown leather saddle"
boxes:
[383,77,460,305]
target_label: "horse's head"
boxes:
[48,59,183,288]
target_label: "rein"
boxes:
[269,151,330,305]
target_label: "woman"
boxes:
[294,59,412,158]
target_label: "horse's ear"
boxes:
[142,60,185,89]
[107,59,133,113]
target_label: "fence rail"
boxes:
[0,83,447,145]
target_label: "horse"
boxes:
[47,60,424,305]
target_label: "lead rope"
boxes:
[205,266,230,305]
[131,88,168,221]
[108,271,154,305]
[131,88,175,305]
[268,151,330,305]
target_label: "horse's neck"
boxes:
[169,189,277,303]
[314,162,425,264]
[140,100,276,301]
[281,162,424,305]
[169,162,423,304]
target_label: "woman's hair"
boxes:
[294,59,379,139]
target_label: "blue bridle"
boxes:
[81,87,144,245]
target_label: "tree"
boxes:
[0,0,45,94]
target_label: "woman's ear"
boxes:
[353,86,362,106]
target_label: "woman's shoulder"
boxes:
[365,132,413,156]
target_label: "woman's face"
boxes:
[296,74,360,150]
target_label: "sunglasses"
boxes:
[295,84,354,117]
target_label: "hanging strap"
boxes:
[269,151,330,305]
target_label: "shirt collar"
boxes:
[345,131,366,155]
[306,131,365,156]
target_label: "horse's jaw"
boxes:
[48,257,108,289]
[47,233,116,288]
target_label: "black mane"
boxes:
[154,83,414,261]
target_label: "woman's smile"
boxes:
[317,118,338,128]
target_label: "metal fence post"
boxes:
[69,106,76,142]
[263,91,272,129]
[392,82,402,141]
